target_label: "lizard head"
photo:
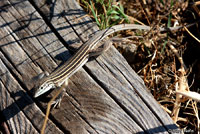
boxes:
[34,81,55,98]
[33,72,55,98]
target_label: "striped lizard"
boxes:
[34,24,152,133]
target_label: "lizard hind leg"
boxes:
[89,38,112,57]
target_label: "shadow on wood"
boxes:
[0,0,179,134]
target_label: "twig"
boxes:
[184,26,200,44]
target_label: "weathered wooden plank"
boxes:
[0,0,145,133]
[0,0,179,133]
[0,4,64,133]
[0,68,38,134]
[0,1,110,133]
[0,52,62,134]
[53,69,144,134]
[25,0,148,132]
[0,1,93,133]
[0,0,57,74]
[4,0,75,63]
[31,0,178,133]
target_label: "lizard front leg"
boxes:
[51,86,67,109]
[41,80,68,134]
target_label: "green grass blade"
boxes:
[90,0,101,26]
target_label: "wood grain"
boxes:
[0,0,179,133]
[0,1,64,133]
[0,67,37,134]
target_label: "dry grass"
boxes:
[79,0,200,132]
